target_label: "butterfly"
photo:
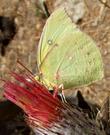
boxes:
[36,7,104,90]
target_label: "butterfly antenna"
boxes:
[17,59,33,75]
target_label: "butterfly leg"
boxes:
[58,84,67,103]
[53,84,66,102]
[53,85,59,98]
[53,84,67,102]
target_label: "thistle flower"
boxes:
[3,72,105,135]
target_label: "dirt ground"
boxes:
[0,0,110,134]
[0,0,110,105]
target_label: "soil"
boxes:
[0,0,110,134]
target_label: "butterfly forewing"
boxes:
[37,8,77,67]
[37,7,103,89]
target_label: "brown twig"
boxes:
[99,0,110,8]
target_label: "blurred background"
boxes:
[0,0,110,134]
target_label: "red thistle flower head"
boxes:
[3,71,105,135]
[3,72,63,128]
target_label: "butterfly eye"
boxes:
[47,39,53,45]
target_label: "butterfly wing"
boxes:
[37,8,103,89]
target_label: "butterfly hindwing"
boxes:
[37,8,103,89]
